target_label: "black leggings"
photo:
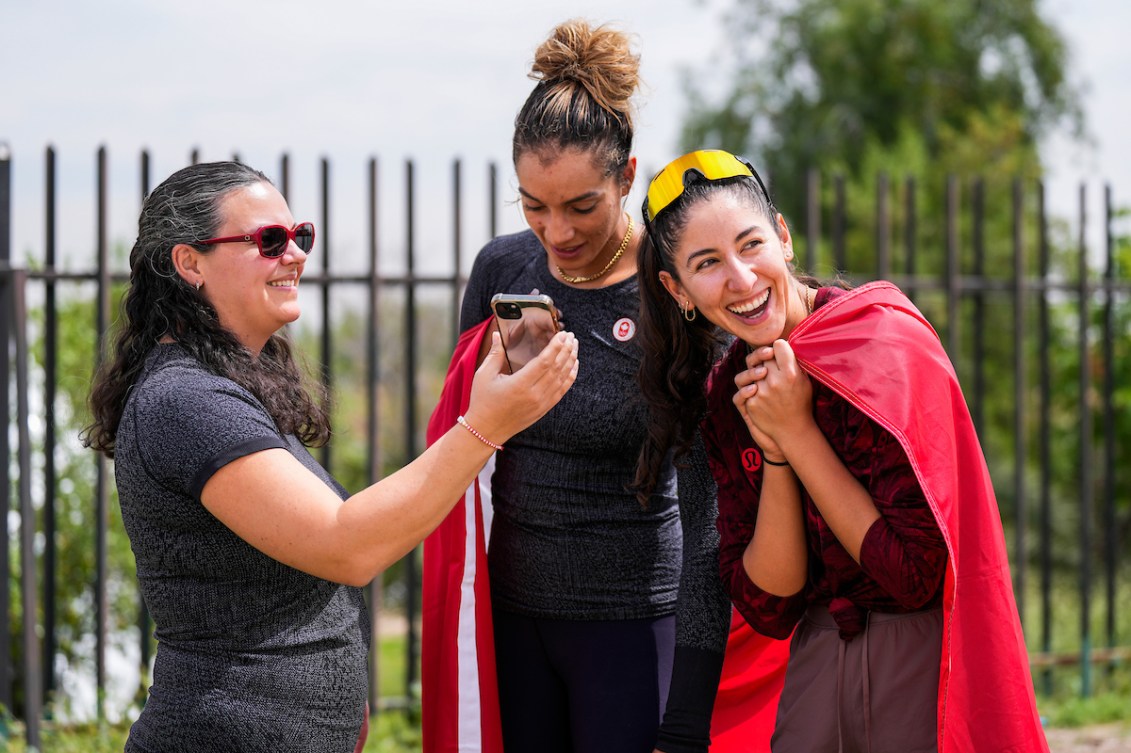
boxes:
[493,609,676,753]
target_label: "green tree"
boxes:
[681,0,1083,223]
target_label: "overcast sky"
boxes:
[2,0,1127,277]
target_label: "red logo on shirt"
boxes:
[741,448,762,473]
[613,317,636,342]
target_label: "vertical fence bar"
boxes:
[1037,180,1053,694]
[876,171,890,279]
[1076,183,1093,698]
[1101,184,1116,655]
[366,156,383,711]
[805,169,819,274]
[971,178,985,437]
[280,153,290,202]
[14,268,42,748]
[138,149,153,678]
[404,160,420,698]
[1012,177,1027,626]
[904,177,917,299]
[95,146,111,719]
[945,175,960,361]
[453,159,463,344]
[320,158,333,471]
[489,163,498,239]
[44,146,59,703]
[832,175,846,273]
[0,141,13,714]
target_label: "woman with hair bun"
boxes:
[424,19,731,753]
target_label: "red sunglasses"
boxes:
[199,221,315,258]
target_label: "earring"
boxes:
[195,280,203,291]
[680,300,697,322]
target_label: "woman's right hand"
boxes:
[733,364,784,460]
[463,330,579,444]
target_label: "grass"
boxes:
[2,632,423,753]
[2,712,423,753]
[3,608,1127,750]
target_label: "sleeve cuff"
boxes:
[656,645,726,753]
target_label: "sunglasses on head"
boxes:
[643,150,771,223]
[199,221,316,258]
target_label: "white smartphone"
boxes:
[490,293,560,373]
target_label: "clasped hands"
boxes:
[732,339,814,464]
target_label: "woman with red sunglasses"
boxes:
[634,150,1048,752]
[423,20,738,753]
[83,160,579,753]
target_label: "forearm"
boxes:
[336,425,497,582]
[743,463,808,596]
[781,422,880,563]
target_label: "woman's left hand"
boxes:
[733,339,813,448]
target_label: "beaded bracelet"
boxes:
[457,415,504,451]
[762,456,790,467]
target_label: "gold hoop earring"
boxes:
[680,300,697,322]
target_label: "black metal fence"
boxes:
[1,145,1128,747]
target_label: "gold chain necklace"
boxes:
[557,214,633,284]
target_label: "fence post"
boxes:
[876,171,889,279]
[971,178,985,437]
[944,175,960,362]
[1076,183,1093,698]
[0,141,13,719]
[832,175,846,273]
[452,159,462,346]
[1037,180,1053,695]
[488,163,498,240]
[1101,184,1117,659]
[1011,177,1027,626]
[365,156,383,711]
[404,159,420,699]
[95,146,111,720]
[43,145,59,705]
[14,268,42,748]
[137,149,153,687]
[903,176,917,298]
[319,157,333,471]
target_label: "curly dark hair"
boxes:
[632,173,825,505]
[83,161,330,458]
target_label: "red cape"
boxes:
[422,320,504,753]
[422,319,790,753]
[788,282,1046,752]
[709,610,790,753]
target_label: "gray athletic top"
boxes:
[461,230,730,753]
[114,345,369,753]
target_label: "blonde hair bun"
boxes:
[530,19,640,128]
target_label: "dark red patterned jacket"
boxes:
[703,282,1048,752]
[704,286,948,640]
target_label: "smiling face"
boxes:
[176,181,309,353]
[658,189,808,346]
[515,147,636,284]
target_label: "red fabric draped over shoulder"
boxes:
[422,320,504,753]
[788,281,1047,752]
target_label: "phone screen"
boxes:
[490,294,559,373]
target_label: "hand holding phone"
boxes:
[490,293,561,373]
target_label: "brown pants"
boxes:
[771,605,942,753]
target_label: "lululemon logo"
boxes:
[613,317,636,342]
[741,448,762,473]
